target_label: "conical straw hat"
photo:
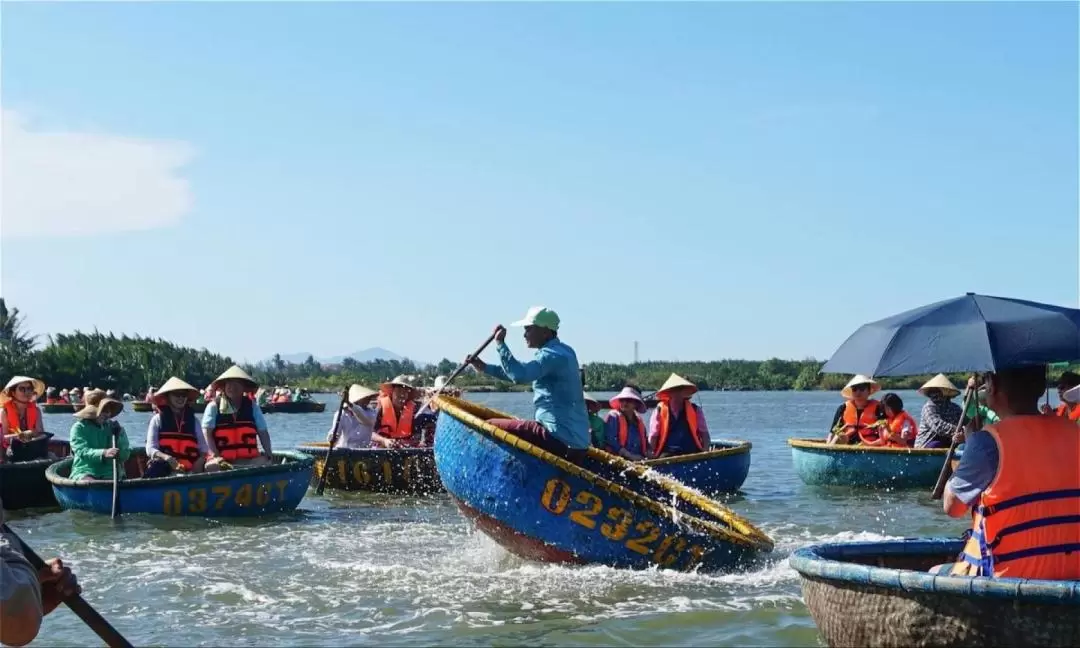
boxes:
[918,374,960,398]
[154,377,200,405]
[74,393,123,420]
[656,373,698,397]
[380,375,417,393]
[841,375,880,400]
[211,365,259,390]
[582,392,600,405]
[347,384,378,404]
[0,376,46,406]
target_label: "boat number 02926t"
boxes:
[539,477,707,569]
[162,479,291,515]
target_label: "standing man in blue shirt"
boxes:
[466,306,589,461]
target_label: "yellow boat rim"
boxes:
[643,440,752,466]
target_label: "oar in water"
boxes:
[1,523,134,648]
[109,427,121,520]
[416,330,499,414]
[931,381,978,500]
[315,388,351,496]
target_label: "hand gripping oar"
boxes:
[416,331,499,414]
[1,524,134,648]
[931,381,978,500]
[315,388,351,495]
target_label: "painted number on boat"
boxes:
[162,479,290,515]
[539,477,707,570]
[329,458,427,488]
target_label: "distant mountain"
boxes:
[268,347,422,366]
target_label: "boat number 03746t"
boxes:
[162,479,291,515]
[539,477,707,569]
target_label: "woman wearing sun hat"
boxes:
[604,386,649,460]
[144,377,220,477]
[202,365,273,466]
[827,375,887,445]
[916,373,963,448]
[68,390,131,482]
[648,374,711,458]
[0,376,51,463]
[372,375,420,448]
[328,384,380,449]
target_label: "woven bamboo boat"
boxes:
[643,440,752,494]
[46,449,313,517]
[40,403,76,414]
[433,396,773,572]
[789,438,949,488]
[261,401,326,414]
[298,442,443,494]
[790,538,1080,647]
[0,439,71,510]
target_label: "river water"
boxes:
[10,390,995,646]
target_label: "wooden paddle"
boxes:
[416,331,499,414]
[315,388,350,496]
[1,524,134,648]
[931,381,977,500]
[109,426,121,520]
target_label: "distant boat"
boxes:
[261,401,326,414]
[131,401,208,414]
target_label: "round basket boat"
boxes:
[46,449,314,517]
[643,440,752,494]
[297,442,443,494]
[0,439,71,510]
[262,401,326,414]
[433,396,773,572]
[790,538,1080,647]
[789,438,949,488]
[40,403,76,414]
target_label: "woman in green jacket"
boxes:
[68,391,131,482]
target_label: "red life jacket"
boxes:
[156,405,202,470]
[653,400,704,457]
[3,400,40,434]
[376,394,415,440]
[884,411,918,447]
[840,400,883,444]
[1053,403,1080,421]
[606,411,646,453]
[209,396,260,462]
[951,416,1080,579]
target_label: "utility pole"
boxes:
[633,341,639,364]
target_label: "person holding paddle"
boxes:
[935,364,1080,580]
[327,384,379,449]
[466,307,590,461]
[1,501,81,647]
[68,391,130,483]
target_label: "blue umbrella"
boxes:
[821,293,1080,377]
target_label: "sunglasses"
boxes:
[851,385,871,392]
[15,385,35,393]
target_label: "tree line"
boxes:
[2,298,1078,395]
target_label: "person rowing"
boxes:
[144,377,221,477]
[915,374,963,448]
[465,306,590,462]
[0,376,51,464]
[202,366,273,467]
[327,384,379,450]
[648,373,711,458]
[68,391,131,483]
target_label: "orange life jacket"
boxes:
[156,405,202,470]
[840,400,883,444]
[1053,403,1080,421]
[884,411,918,447]
[209,396,261,462]
[653,400,703,457]
[376,394,415,439]
[950,416,1080,580]
[607,411,647,453]
[3,400,40,434]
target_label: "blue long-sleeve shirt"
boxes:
[483,338,590,449]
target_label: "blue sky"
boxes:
[2,1,1077,366]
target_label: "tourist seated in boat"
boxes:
[583,393,605,448]
[604,387,648,460]
[202,366,273,467]
[144,377,220,477]
[372,375,421,448]
[466,307,590,461]
[648,373,710,458]
[1,502,81,647]
[915,374,963,448]
[1,376,52,463]
[45,386,60,404]
[1040,371,1080,419]
[878,393,917,448]
[68,387,82,406]
[827,375,886,445]
[58,388,71,404]
[935,364,1080,580]
[328,384,379,449]
[68,391,131,482]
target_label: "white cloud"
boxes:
[1,109,196,238]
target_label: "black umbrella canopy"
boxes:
[821,293,1080,377]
